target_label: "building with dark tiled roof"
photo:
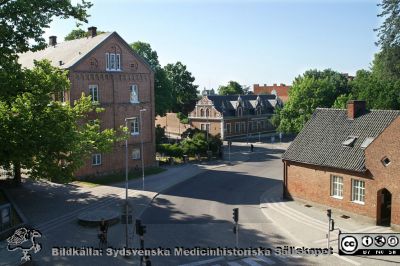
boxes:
[188,94,282,140]
[282,100,400,229]
[18,27,156,177]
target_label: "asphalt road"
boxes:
[139,147,306,265]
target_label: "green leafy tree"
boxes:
[278,69,350,133]
[164,62,199,114]
[64,28,106,41]
[332,93,355,109]
[0,0,126,184]
[1,61,123,184]
[130,41,173,116]
[350,69,400,109]
[373,0,400,79]
[218,81,244,95]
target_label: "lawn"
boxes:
[74,167,166,187]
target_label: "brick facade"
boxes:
[155,113,191,138]
[188,95,277,140]
[70,33,155,177]
[284,116,400,229]
[253,83,291,103]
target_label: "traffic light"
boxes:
[233,208,239,223]
[233,226,237,234]
[327,209,332,219]
[330,219,335,231]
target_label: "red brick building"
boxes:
[253,83,291,103]
[282,101,400,229]
[188,95,281,140]
[19,27,155,177]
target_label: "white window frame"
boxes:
[130,84,139,103]
[235,122,240,133]
[330,175,343,199]
[132,148,141,160]
[89,85,99,103]
[106,53,121,71]
[226,123,231,134]
[130,118,139,135]
[92,154,101,166]
[351,179,365,204]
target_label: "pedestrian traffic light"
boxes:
[327,209,331,219]
[233,208,239,223]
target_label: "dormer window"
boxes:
[342,136,357,147]
[256,106,262,115]
[237,107,243,117]
[106,53,121,71]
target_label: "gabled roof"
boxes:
[18,32,153,72]
[282,108,400,172]
[205,94,279,114]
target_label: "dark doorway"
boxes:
[378,188,392,226]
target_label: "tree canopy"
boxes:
[277,70,350,133]
[64,27,106,41]
[164,62,199,114]
[0,0,125,184]
[130,41,173,116]
[218,81,244,95]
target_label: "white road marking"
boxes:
[254,256,276,264]
[179,257,224,266]
[227,262,242,266]
[333,253,360,265]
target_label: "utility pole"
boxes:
[140,109,146,190]
[233,208,239,247]
[327,209,332,250]
[136,219,148,265]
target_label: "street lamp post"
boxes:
[139,109,146,190]
[124,116,136,249]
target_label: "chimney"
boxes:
[88,26,97,37]
[347,100,366,119]
[49,36,57,46]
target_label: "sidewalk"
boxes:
[259,183,399,265]
[0,147,250,266]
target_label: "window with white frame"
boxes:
[89,85,99,102]
[352,179,365,203]
[106,53,121,71]
[130,118,139,135]
[130,84,139,103]
[132,148,141,160]
[330,175,343,198]
[237,107,243,117]
[92,154,101,166]
[201,123,209,132]
[235,122,240,133]
[226,123,231,134]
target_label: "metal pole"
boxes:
[236,223,239,248]
[140,109,146,190]
[228,142,231,164]
[124,119,129,249]
[327,217,331,249]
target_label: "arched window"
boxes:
[206,108,210,117]
[200,108,204,117]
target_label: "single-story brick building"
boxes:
[282,101,400,230]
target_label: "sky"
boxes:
[45,0,382,91]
